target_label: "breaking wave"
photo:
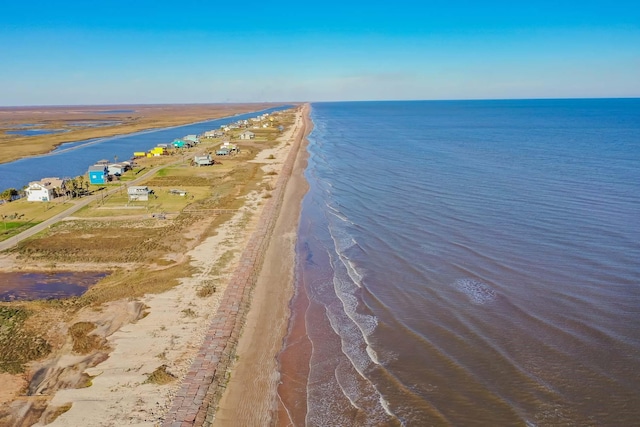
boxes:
[454,278,497,304]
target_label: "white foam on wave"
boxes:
[380,395,400,421]
[319,254,402,423]
[333,275,377,336]
[326,202,352,223]
[334,362,364,411]
[329,224,357,255]
[454,278,497,304]
[325,306,396,425]
[308,193,402,423]
[343,255,363,287]
[325,297,375,376]
[366,345,380,366]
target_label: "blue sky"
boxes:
[1,0,639,105]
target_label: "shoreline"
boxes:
[212,105,312,426]
[161,103,312,426]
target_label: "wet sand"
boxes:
[212,105,312,426]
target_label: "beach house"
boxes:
[183,134,199,144]
[147,146,167,157]
[239,130,255,140]
[107,163,127,176]
[25,177,65,202]
[203,130,224,138]
[88,165,108,184]
[128,186,150,201]
[194,153,213,166]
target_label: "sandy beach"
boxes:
[0,104,312,426]
[212,105,311,426]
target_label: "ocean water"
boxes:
[280,99,640,426]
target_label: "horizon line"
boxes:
[1,96,639,109]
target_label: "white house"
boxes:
[194,153,213,166]
[25,177,65,202]
[203,130,224,138]
[239,131,255,140]
[128,186,150,201]
[107,163,127,176]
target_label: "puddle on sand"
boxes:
[0,271,108,301]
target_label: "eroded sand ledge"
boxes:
[29,104,310,426]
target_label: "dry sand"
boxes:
[212,106,311,426]
[17,105,311,426]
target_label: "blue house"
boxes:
[88,165,108,184]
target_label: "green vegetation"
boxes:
[0,188,18,202]
[1,221,28,232]
[0,306,51,373]
[0,221,42,242]
[0,198,73,242]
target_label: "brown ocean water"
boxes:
[278,100,640,426]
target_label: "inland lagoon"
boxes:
[0,271,109,301]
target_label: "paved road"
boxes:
[0,164,168,252]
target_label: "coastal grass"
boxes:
[0,306,52,373]
[11,221,187,264]
[82,186,211,216]
[196,279,217,298]
[75,263,196,308]
[69,321,104,354]
[144,364,177,385]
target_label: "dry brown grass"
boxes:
[196,279,217,298]
[69,322,104,354]
[41,403,73,425]
[76,263,195,308]
[144,364,176,385]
